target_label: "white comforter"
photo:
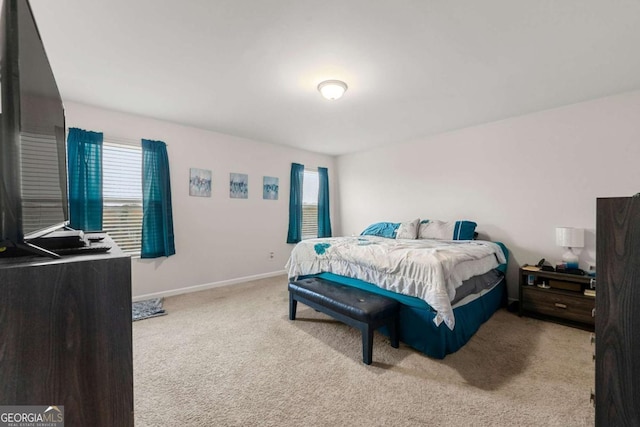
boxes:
[285,236,506,330]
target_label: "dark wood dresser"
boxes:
[0,240,133,427]
[595,196,640,426]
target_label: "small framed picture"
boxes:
[263,176,279,200]
[230,173,248,199]
[189,168,211,197]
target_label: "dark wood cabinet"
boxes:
[518,267,594,330]
[0,242,133,427]
[596,197,640,426]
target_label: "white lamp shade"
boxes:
[318,80,347,100]
[555,227,584,248]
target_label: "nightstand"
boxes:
[518,265,594,331]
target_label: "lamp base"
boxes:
[561,248,579,269]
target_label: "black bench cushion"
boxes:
[289,278,399,323]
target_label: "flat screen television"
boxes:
[0,0,68,257]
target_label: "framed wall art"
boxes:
[263,176,279,200]
[189,168,212,197]
[230,173,248,199]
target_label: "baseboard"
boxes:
[132,270,287,302]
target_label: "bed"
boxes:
[285,220,509,359]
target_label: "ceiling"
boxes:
[29,0,640,156]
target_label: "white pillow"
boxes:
[418,219,477,240]
[396,218,420,239]
[418,220,453,240]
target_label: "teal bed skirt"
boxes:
[307,271,507,359]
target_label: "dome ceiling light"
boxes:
[317,80,348,100]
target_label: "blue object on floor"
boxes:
[132,298,166,321]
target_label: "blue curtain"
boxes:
[286,163,304,243]
[317,167,332,238]
[66,127,103,231]
[141,139,175,258]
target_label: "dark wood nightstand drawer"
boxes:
[522,286,595,326]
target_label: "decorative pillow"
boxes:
[418,219,477,240]
[360,222,400,238]
[396,218,420,239]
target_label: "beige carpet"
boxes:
[133,275,595,426]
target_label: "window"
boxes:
[301,169,319,240]
[102,138,143,255]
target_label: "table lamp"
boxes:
[555,227,584,269]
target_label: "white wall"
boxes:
[337,90,640,299]
[65,102,338,298]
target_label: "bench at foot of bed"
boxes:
[288,277,399,365]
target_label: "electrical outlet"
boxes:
[269,251,275,260]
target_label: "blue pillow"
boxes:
[360,222,400,238]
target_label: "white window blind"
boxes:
[20,131,67,235]
[302,169,319,240]
[103,138,142,255]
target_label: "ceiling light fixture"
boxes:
[317,80,348,100]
